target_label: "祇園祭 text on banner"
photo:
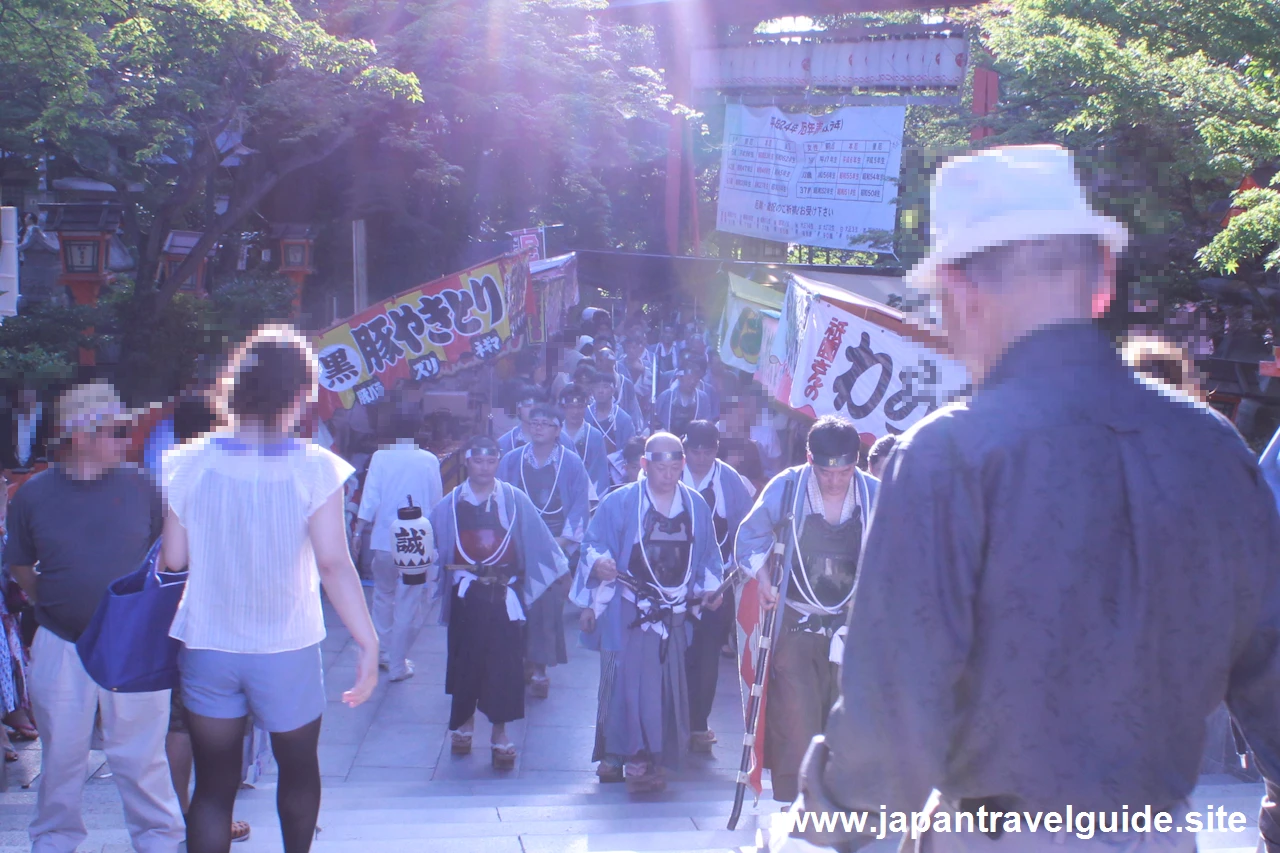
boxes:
[715,104,906,252]
[313,254,530,414]
[788,297,969,439]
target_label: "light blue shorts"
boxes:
[179,643,326,733]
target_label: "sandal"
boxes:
[690,729,717,754]
[230,820,251,843]
[529,674,550,699]
[596,761,624,783]
[8,725,37,742]
[491,742,516,770]
[449,730,473,755]
[624,761,667,794]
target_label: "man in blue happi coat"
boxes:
[498,405,590,700]
[654,364,713,438]
[593,348,645,430]
[572,432,723,792]
[734,415,880,803]
[558,386,609,505]
[498,387,575,456]
[678,420,753,755]
[430,435,568,769]
[586,371,638,455]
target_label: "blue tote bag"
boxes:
[76,537,188,693]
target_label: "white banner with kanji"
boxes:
[788,298,970,439]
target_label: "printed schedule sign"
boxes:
[715,104,906,251]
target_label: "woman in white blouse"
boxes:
[161,326,377,853]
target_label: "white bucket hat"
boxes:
[906,145,1130,290]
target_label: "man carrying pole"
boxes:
[732,416,880,804]
[572,432,723,792]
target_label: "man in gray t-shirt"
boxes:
[9,381,182,853]
[9,466,162,642]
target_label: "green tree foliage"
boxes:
[307,0,674,294]
[2,0,421,306]
[102,273,298,402]
[0,303,102,389]
[970,0,1280,305]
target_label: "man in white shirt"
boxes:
[354,415,443,682]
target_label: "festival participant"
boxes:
[607,436,645,493]
[432,435,568,768]
[678,421,752,754]
[586,371,638,455]
[497,406,589,699]
[733,415,880,803]
[618,335,650,387]
[647,325,681,380]
[353,414,443,682]
[866,434,897,480]
[573,433,722,792]
[558,386,609,503]
[654,364,711,438]
[592,348,644,429]
[498,388,574,456]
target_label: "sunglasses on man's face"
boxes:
[96,424,130,440]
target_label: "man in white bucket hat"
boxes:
[780,145,1280,852]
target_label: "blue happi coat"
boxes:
[498,424,575,456]
[654,387,714,436]
[613,373,645,432]
[587,404,637,456]
[497,443,591,542]
[572,478,723,652]
[559,422,610,502]
[681,458,753,561]
[429,479,569,625]
[734,464,881,582]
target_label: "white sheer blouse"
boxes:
[163,431,355,654]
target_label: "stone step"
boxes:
[231,828,757,853]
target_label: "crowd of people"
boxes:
[5,141,1280,853]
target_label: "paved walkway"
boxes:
[304,595,749,787]
[0,594,1266,852]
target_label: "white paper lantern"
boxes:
[391,497,434,578]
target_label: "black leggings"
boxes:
[186,712,322,853]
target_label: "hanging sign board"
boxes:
[715,104,906,252]
[314,254,530,415]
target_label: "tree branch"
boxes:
[153,129,356,309]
